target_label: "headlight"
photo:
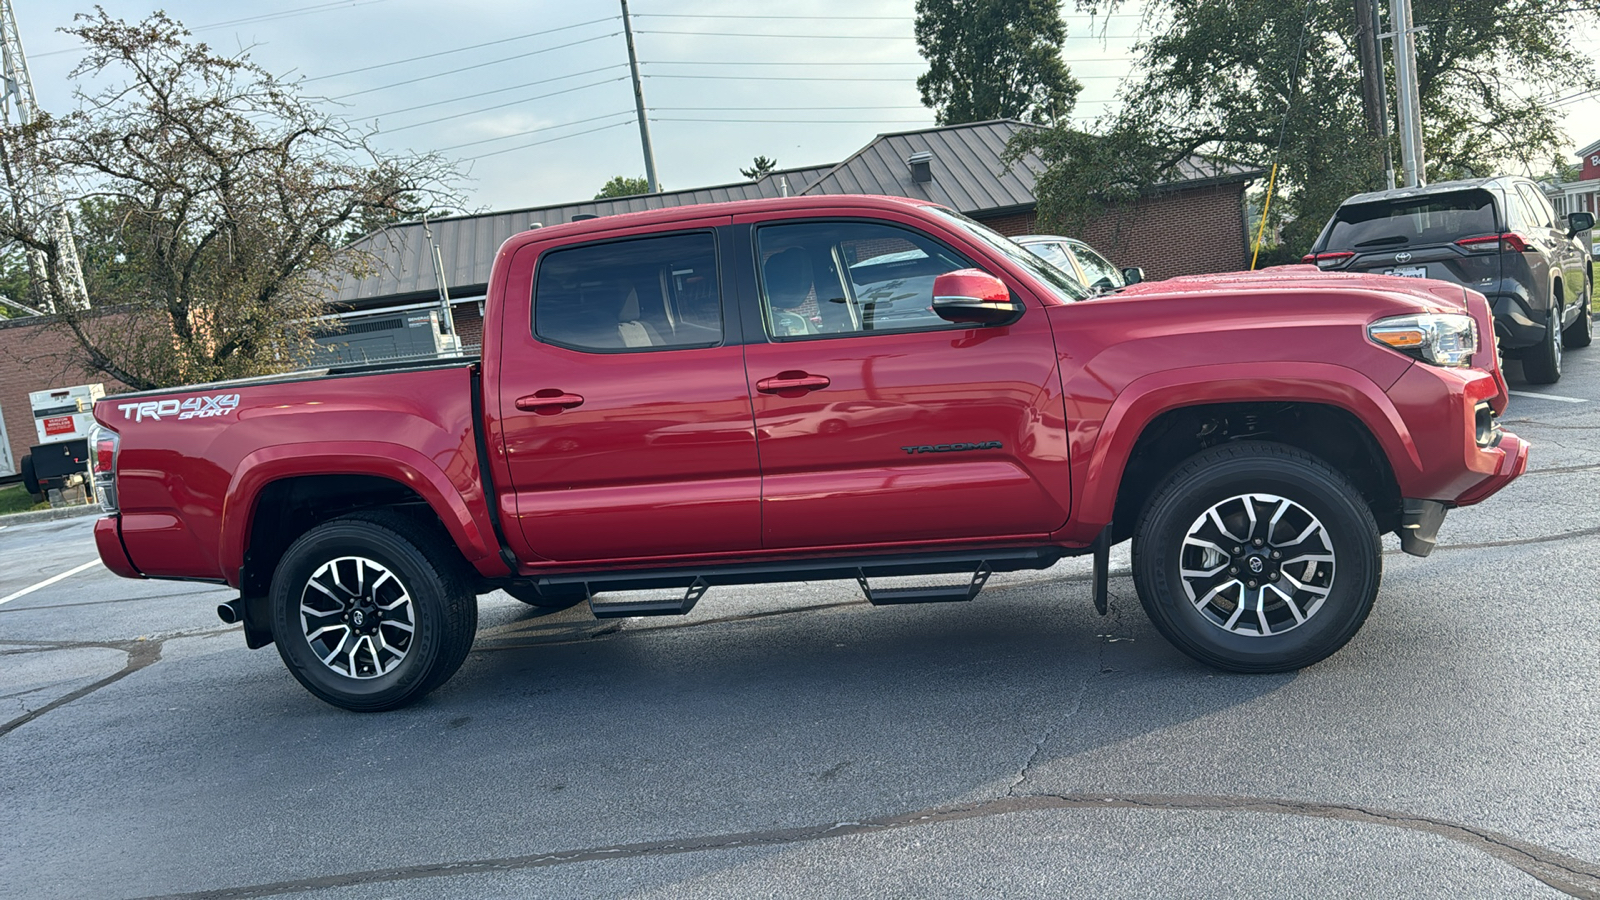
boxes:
[1368,313,1477,367]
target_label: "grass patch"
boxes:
[0,483,48,516]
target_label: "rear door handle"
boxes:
[756,372,831,394]
[516,390,585,413]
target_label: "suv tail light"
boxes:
[1455,233,1530,253]
[1302,251,1355,268]
[90,425,119,514]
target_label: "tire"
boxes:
[1131,441,1382,673]
[20,454,41,500]
[505,583,589,611]
[1563,281,1593,349]
[1522,302,1563,384]
[269,511,477,711]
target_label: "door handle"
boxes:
[516,390,585,413]
[756,372,831,394]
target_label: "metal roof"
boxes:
[799,120,1044,213]
[331,120,1260,306]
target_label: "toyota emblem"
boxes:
[1395,251,1412,263]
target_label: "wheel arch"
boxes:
[221,443,506,594]
[1063,362,1417,544]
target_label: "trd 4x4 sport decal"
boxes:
[117,394,242,422]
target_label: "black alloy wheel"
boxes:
[1523,301,1563,384]
[270,511,477,711]
[1563,282,1593,349]
[1132,441,1382,673]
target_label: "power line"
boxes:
[463,120,636,161]
[654,117,932,124]
[654,105,927,110]
[634,30,914,39]
[304,15,618,82]
[642,60,922,66]
[645,73,1130,82]
[635,11,1150,19]
[378,76,629,133]
[365,65,627,119]
[436,110,637,152]
[328,32,620,99]
[196,0,395,30]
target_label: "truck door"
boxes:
[495,223,761,564]
[736,215,1072,551]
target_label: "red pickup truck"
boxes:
[88,195,1526,711]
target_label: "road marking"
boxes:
[1508,390,1589,404]
[0,559,101,607]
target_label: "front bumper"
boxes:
[1454,432,1529,507]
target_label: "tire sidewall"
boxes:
[1134,449,1381,672]
[271,520,449,710]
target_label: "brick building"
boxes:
[0,119,1261,470]
[1544,137,1600,221]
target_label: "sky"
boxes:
[12,0,1600,216]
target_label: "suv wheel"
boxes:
[1131,442,1381,673]
[1563,283,1593,349]
[1523,302,1563,384]
[270,512,477,711]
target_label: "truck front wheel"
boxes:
[1131,442,1381,673]
[269,512,477,711]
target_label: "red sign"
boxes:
[43,415,76,436]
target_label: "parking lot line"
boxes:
[1508,390,1589,404]
[0,559,101,606]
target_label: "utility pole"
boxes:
[1389,0,1426,187]
[0,0,89,313]
[619,0,659,194]
[1354,0,1394,189]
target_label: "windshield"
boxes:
[1324,190,1499,250]
[924,207,1090,301]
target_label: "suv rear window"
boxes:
[1324,190,1499,250]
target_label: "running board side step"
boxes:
[857,562,992,605]
[587,577,708,619]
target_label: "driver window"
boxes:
[755,221,971,339]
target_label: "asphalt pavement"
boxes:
[4,347,1600,899]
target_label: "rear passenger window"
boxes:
[534,232,722,352]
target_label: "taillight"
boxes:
[1456,233,1530,253]
[90,425,119,514]
[1301,251,1355,269]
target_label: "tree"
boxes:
[1018,0,1600,254]
[914,0,1081,125]
[594,175,652,199]
[0,11,460,390]
[740,155,779,180]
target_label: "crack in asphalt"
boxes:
[0,638,164,738]
[0,628,232,738]
[123,791,1600,900]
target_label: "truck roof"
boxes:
[499,193,941,246]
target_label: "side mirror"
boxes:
[1121,266,1145,285]
[1569,211,1596,237]
[931,269,1023,326]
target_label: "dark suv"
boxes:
[1305,176,1595,383]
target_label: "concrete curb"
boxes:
[0,503,101,526]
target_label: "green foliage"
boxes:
[0,249,30,318]
[914,0,1081,125]
[740,156,779,180]
[1020,0,1599,256]
[0,10,460,390]
[595,175,653,199]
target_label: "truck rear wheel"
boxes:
[1131,442,1381,673]
[269,512,477,711]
